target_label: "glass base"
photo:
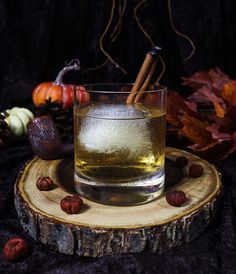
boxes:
[74,171,165,206]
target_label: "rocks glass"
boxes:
[74,84,167,205]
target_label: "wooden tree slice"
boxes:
[14,147,222,257]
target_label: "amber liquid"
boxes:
[74,104,166,205]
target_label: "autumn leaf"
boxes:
[222,80,236,106]
[179,113,215,148]
[167,91,198,127]
[188,87,226,118]
[183,67,230,94]
[208,67,231,93]
[167,68,236,160]
[194,141,233,161]
[178,115,232,153]
[188,141,219,153]
[182,70,211,90]
[212,106,236,133]
[206,123,231,143]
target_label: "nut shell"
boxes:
[3,237,29,262]
[60,195,83,214]
[36,176,54,191]
[165,190,187,207]
[189,164,204,178]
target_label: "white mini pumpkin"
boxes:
[3,107,34,136]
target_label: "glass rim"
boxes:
[75,83,167,94]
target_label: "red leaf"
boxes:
[188,87,226,118]
[212,106,236,133]
[183,67,231,94]
[188,87,212,105]
[179,113,215,148]
[185,101,197,112]
[206,123,232,142]
[168,68,236,160]
[167,91,198,128]
[222,80,236,106]
[188,141,219,152]
[182,71,211,90]
[209,67,231,93]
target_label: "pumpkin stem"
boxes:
[54,59,80,85]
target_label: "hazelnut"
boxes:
[175,156,188,168]
[165,190,186,207]
[189,164,204,178]
[60,195,83,214]
[36,176,54,191]
[3,237,29,262]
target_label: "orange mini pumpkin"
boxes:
[32,60,89,109]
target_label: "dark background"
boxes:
[1,1,236,273]
[1,0,236,109]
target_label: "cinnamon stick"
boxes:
[126,46,160,104]
[134,60,157,103]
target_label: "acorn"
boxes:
[60,195,83,214]
[3,237,29,262]
[36,176,54,191]
[165,190,187,207]
[189,164,204,178]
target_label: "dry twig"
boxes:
[134,0,166,83]
[167,0,195,61]
[81,0,127,75]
